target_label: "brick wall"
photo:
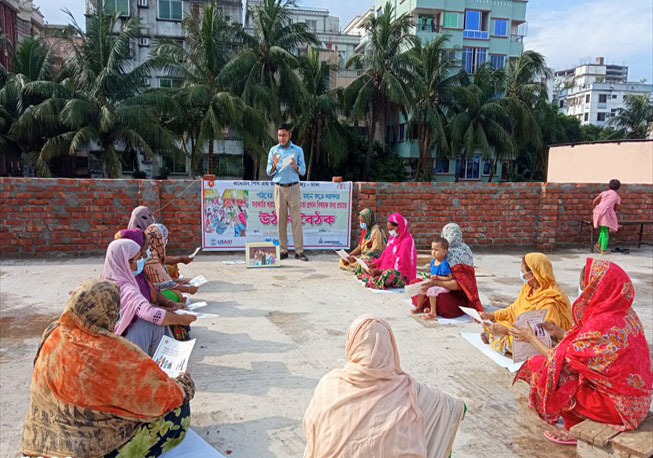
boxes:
[1,178,651,255]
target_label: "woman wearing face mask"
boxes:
[339,208,386,272]
[102,239,196,356]
[479,253,572,355]
[356,213,417,290]
[511,259,652,445]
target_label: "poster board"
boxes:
[201,180,353,251]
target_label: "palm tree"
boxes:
[14,3,179,177]
[344,2,417,180]
[500,51,551,181]
[449,65,515,182]
[609,94,653,139]
[150,1,268,176]
[408,35,462,181]
[293,48,348,180]
[220,0,317,177]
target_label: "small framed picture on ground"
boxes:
[245,241,281,268]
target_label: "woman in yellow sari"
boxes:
[339,208,386,272]
[480,252,572,355]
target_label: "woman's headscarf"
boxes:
[128,206,156,231]
[514,259,652,431]
[441,223,473,267]
[114,229,151,301]
[360,208,377,241]
[101,239,165,336]
[303,315,427,458]
[144,224,177,290]
[21,279,186,458]
[375,213,417,281]
[497,253,572,329]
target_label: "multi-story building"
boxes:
[0,0,44,69]
[553,57,653,127]
[245,0,362,88]
[88,0,243,89]
[371,0,528,181]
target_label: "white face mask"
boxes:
[389,230,398,237]
[578,285,584,297]
[520,271,528,283]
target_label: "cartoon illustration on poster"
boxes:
[201,181,352,251]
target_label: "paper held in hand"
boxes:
[281,155,293,170]
[459,306,493,326]
[512,309,552,363]
[189,247,201,258]
[404,280,427,297]
[355,257,370,273]
[152,337,196,378]
[189,275,208,287]
[335,249,349,261]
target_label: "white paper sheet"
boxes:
[460,332,524,373]
[152,337,196,378]
[404,280,427,297]
[281,155,293,170]
[335,249,349,261]
[459,306,493,326]
[512,309,551,363]
[222,260,245,265]
[187,302,207,311]
[188,247,201,258]
[159,429,226,458]
[369,287,404,294]
[189,275,208,287]
[176,309,219,319]
[355,257,370,273]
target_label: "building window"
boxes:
[456,155,481,180]
[462,47,487,74]
[597,112,606,122]
[584,113,589,121]
[159,77,182,88]
[559,99,564,108]
[398,123,406,142]
[585,94,590,104]
[493,19,508,36]
[464,10,489,39]
[434,158,450,174]
[164,155,187,174]
[598,94,608,103]
[419,15,439,32]
[159,0,182,20]
[104,0,130,16]
[490,54,505,69]
[612,94,618,99]
[443,12,460,28]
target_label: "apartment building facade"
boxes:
[372,0,528,181]
[0,0,44,69]
[554,57,653,127]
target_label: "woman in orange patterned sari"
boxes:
[513,258,652,445]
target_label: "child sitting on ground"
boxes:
[592,178,621,254]
[413,236,453,320]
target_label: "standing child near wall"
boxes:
[592,179,621,254]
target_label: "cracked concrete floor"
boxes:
[1,248,651,458]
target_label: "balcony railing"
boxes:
[463,30,489,39]
[510,34,524,43]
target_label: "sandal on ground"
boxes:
[543,429,577,445]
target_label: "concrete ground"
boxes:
[1,248,651,458]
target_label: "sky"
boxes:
[36,0,653,81]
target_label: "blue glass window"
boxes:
[490,55,505,69]
[455,155,481,180]
[434,158,450,174]
[465,10,481,31]
[493,19,508,36]
[463,48,487,73]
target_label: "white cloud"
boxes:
[525,0,652,78]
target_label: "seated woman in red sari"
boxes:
[412,223,483,318]
[512,258,652,445]
[356,213,417,290]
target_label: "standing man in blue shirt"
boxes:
[266,124,309,261]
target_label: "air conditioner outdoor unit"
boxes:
[139,37,151,47]
[137,0,148,7]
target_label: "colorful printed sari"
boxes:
[21,280,193,458]
[514,258,652,431]
[340,209,386,272]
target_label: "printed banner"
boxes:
[201,180,353,251]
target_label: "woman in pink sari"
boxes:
[356,213,417,290]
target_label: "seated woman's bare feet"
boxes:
[410,307,422,315]
[422,307,430,315]
[543,428,577,444]
[420,313,437,321]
